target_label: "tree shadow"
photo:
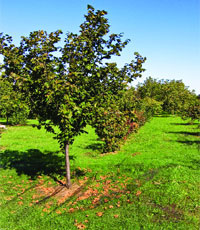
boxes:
[84,142,105,151]
[176,140,200,145]
[170,122,199,126]
[167,131,200,137]
[0,149,75,179]
[0,121,8,125]
[189,159,200,170]
[167,128,200,149]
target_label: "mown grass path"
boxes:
[0,116,199,229]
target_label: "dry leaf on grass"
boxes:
[75,223,86,229]
[96,212,103,217]
[136,190,142,196]
[69,208,75,213]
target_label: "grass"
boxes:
[0,116,200,229]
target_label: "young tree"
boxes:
[137,77,162,101]
[160,80,196,115]
[0,5,146,188]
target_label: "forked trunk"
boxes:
[65,144,71,188]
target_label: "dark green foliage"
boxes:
[181,96,200,122]
[91,104,130,152]
[0,76,29,125]
[137,97,163,120]
[91,88,144,152]
[137,77,163,102]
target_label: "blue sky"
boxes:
[0,0,200,94]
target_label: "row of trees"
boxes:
[136,77,200,121]
[0,5,199,188]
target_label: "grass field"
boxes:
[0,116,200,229]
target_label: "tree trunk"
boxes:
[65,144,71,188]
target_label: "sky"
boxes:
[0,0,200,94]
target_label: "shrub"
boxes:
[7,105,29,125]
[91,107,127,152]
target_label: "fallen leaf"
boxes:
[100,175,107,180]
[132,152,141,157]
[96,212,103,217]
[69,208,75,213]
[43,208,48,212]
[18,201,23,205]
[136,190,142,196]
[75,223,86,229]
[45,203,51,209]
[56,210,62,214]
[114,214,119,218]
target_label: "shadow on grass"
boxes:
[170,122,199,126]
[0,149,75,179]
[0,121,8,125]
[167,130,200,150]
[167,131,200,137]
[168,139,200,151]
[176,140,200,145]
[84,142,104,151]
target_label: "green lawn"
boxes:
[0,116,200,229]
